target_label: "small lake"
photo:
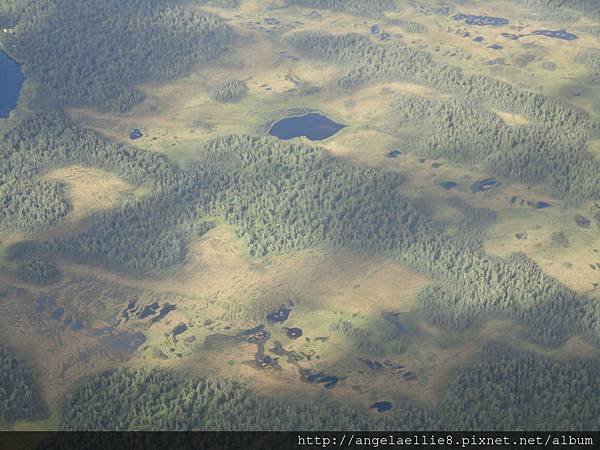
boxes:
[0,50,25,118]
[268,113,346,141]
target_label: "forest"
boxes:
[285,31,600,204]
[60,343,600,430]
[576,50,600,86]
[2,113,598,348]
[0,0,235,111]
[0,346,42,425]
[511,0,600,19]
[1,0,600,434]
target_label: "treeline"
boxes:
[0,113,183,234]
[441,343,600,430]
[61,367,438,430]
[0,346,43,425]
[285,31,600,203]
[284,0,395,17]
[511,0,600,19]
[61,343,600,430]
[575,50,600,86]
[1,0,235,111]
[389,94,600,202]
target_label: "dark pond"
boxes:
[173,323,188,336]
[0,50,24,119]
[121,299,137,322]
[535,201,551,209]
[100,331,146,354]
[380,33,391,42]
[453,14,509,26]
[267,305,291,323]
[268,113,346,141]
[501,32,519,40]
[285,327,303,339]
[371,24,381,35]
[139,302,160,319]
[473,36,484,42]
[488,44,503,50]
[303,370,341,389]
[386,150,401,158]
[370,401,393,412]
[471,178,502,192]
[51,307,65,320]
[129,129,143,140]
[530,30,577,40]
[151,303,176,323]
[255,354,279,369]
[403,371,417,381]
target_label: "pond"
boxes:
[529,30,577,40]
[302,369,341,389]
[370,401,393,412]
[268,113,346,141]
[267,305,291,323]
[440,181,458,190]
[471,178,502,193]
[453,14,509,26]
[129,129,143,140]
[0,50,25,119]
[284,327,303,339]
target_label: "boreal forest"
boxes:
[0,0,599,435]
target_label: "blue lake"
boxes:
[0,50,25,118]
[268,112,346,141]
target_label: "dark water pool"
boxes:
[267,305,291,323]
[129,129,143,140]
[530,30,577,40]
[285,327,303,339]
[370,401,393,412]
[268,113,346,141]
[453,14,509,26]
[0,50,24,118]
[471,178,502,192]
